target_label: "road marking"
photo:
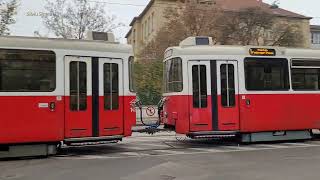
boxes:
[118,152,141,157]
[153,149,186,155]
[189,147,224,153]
[125,146,146,150]
[131,142,171,148]
[255,144,289,148]
[124,138,176,143]
[127,136,177,141]
[282,142,319,147]
[225,145,259,151]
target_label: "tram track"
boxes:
[56,134,320,159]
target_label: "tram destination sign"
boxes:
[249,48,276,56]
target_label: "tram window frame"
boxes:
[70,61,87,111]
[0,49,56,92]
[128,56,136,92]
[291,59,320,91]
[244,58,290,91]
[164,57,183,93]
[192,65,208,108]
[104,63,119,110]
[221,64,236,107]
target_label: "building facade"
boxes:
[126,0,312,56]
[125,0,181,56]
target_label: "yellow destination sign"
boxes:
[249,48,276,56]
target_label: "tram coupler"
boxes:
[132,126,168,135]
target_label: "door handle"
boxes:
[49,102,56,111]
[246,99,251,106]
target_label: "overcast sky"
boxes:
[9,0,320,43]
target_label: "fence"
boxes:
[135,106,159,126]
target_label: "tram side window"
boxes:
[104,63,119,110]
[129,56,136,92]
[0,49,55,92]
[291,60,320,90]
[245,58,289,91]
[164,58,183,93]
[192,65,207,108]
[70,62,87,111]
[221,64,235,107]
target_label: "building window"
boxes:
[70,61,87,111]
[151,12,154,32]
[192,65,207,108]
[0,49,56,92]
[221,64,235,107]
[144,23,147,39]
[164,58,183,93]
[142,23,144,42]
[244,57,289,91]
[133,29,136,45]
[148,16,151,34]
[312,32,320,44]
[104,63,119,110]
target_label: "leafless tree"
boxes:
[140,4,304,62]
[215,7,303,47]
[42,0,124,39]
[0,0,18,35]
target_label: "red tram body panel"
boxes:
[0,35,136,154]
[162,37,320,142]
[0,96,64,144]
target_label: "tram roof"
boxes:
[0,36,132,54]
[165,45,320,59]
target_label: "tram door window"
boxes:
[220,64,235,107]
[192,65,207,108]
[104,63,119,110]
[70,62,87,111]
[188,61,212,132]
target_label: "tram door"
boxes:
[188,61,212,132]
[188,60,239,132]
[216,61,239,131]
[65,56,92,138]
[64,56,124,138]
[98,58,124,136]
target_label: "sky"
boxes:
[9,0,320,43]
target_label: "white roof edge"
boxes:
[0,35,120,44]
[0,36,133,54]
[165,45,320,59]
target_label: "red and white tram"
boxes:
[162,36,320,142]
[0,33,136,157]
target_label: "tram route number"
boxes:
[146,107,156,117]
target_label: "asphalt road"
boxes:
[1,132,320,180]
